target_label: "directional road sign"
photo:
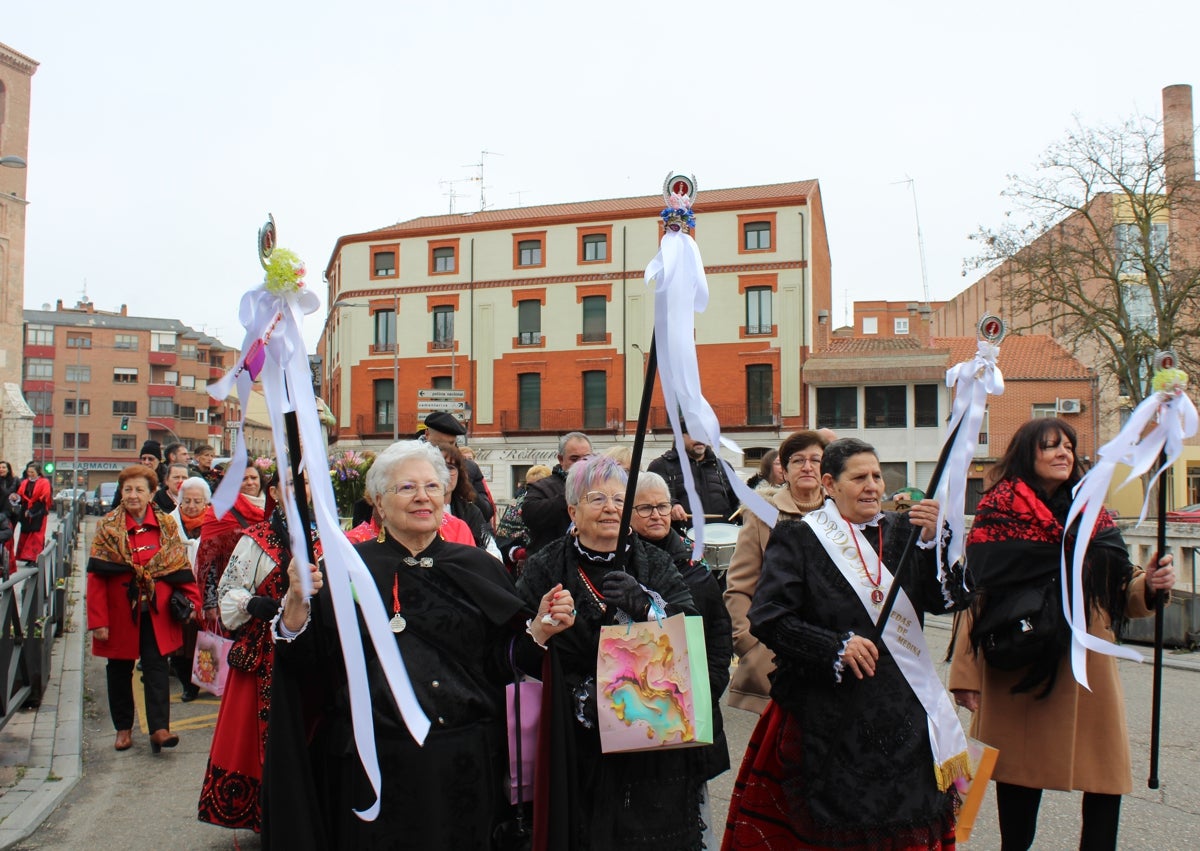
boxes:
[416,400,467,411]
[417,389,465,400]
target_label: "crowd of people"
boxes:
[56,412,1176,850]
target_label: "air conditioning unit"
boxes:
[1056,398,1082,414]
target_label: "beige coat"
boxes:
[722,486,815,713]
[948,572,1155,794]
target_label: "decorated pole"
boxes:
[1148,350,1183,789]
[873,314,1006,633]
[612,174,778,571]
[1062,350,1196,694]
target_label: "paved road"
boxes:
[9,573,1200,849]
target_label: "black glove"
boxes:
[246,595,281,621]
[600,570,650,618]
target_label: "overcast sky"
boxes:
[5,1,1198,351]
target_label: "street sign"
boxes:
[416,400,467,411]
[417,389,465,400]
[418,410,470,423]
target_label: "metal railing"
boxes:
[0,500,81,730]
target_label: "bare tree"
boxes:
[968,112,1200,406]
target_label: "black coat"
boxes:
[521,467,569,555]
[517,535,706,850]
[648,448,738,524]
[750,512,955,833]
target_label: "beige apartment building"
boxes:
[321,180,834,496]
[21,300,241,490]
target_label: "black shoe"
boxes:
[181,688,200,702]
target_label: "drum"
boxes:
[687,523,740,574]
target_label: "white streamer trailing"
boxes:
[208,254,429,820]
[1062,366,1197,690]
[645,186,777,559]
[933,338,1004,604]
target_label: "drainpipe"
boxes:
[798,210,808,425]
[621,225,628,436]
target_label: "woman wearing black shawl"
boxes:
[265,441,576,850]
[516,455,702,851]
[949,418,1175,851]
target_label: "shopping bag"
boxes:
[506,679,541,804]
[596,612,712,753]
[191,629,232,697]
[953,737,999,842]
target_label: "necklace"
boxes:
[576,566,608,613]
[849,523,886,605]
[389,573,407,633]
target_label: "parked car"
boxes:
[55,488,88,514]
[1167,503,1200,523]
[88,482,118,515]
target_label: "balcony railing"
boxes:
[500,407,621,435]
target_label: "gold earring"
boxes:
[376,525,386,543]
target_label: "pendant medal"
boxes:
[389,613,407,633]
[871,589,885,605]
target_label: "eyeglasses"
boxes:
[788,454,823,468]
[632,502,672,518]
[384,481,445,498]
[581,491,624,510]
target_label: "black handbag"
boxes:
[168,588,196,623]
[971,580,1065,671]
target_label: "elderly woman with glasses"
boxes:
[517,455,703,850]
[268,441,576,849]
[724,429,832,714]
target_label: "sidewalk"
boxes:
[0,518,86,850]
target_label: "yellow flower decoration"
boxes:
[1153,367,1189,395]
[264,247,306,294]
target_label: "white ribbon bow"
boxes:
[934,340,1004,604]
[645,228,778,559]
[1062,385,1198,689]
[209,281,429,820]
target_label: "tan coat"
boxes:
[722,486,817,713]
[948,572,1155,794]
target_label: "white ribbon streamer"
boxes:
[209,280,430,820]
[933,340,1004,602]
[1062,386,1198,690]
[645,229,777,559]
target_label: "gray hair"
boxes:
[634,471,669,500]
[558,431,592,456]
[179,476,212,502]
[365,440,450,502]
[564,455,626,506]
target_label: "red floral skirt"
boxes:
[722,701,956,851]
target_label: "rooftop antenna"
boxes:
[80,278,90,305]
[844,288,850,327]
[510,190,530,206]
[438,178,470,214]
[463,149,502,211]
[894,176,932,306]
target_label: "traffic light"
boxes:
[43,461,55,475]
[121,416,130,430]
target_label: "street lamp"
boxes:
[0,155,26,169]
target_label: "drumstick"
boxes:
[728,505,747,521]
[684,513,726,519]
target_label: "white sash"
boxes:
[803,506,970,790]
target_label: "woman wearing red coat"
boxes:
[14,461,52,565]
[87,465,202,753]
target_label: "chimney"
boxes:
[1163,84,1196,187]
[119,304,128,316]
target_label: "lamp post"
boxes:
[0,155,26,169]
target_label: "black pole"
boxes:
[872,420,962,636]
[612,337,658,572]
[1149,448,1167,789]
[284,406,318,566]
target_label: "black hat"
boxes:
[139,440,163,460]
[422,411,465,436]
